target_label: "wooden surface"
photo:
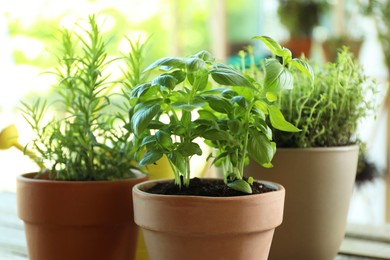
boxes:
[0,191,389,260]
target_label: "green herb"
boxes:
[129,36,313,193]
[20,15,148,181]
[273,47,380,148]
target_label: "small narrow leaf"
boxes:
[268,105,300,132]
[227,179,252,194]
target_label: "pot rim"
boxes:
[133,178,285,202]
[17,171,147,184]
[276,144,359,153]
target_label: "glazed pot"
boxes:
[17,172,147,260]
[245,145,359,260]
[133,178,285,260]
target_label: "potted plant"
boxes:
[130,36,313,260]
[245,48,381,259]
[15,16,149,260]
[277,0,329,57]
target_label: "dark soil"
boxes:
[146,177,276,197]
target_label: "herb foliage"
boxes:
[20,16,147,181]
[273,48,380,148]
[129,36,313,193]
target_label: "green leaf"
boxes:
[131,104,161,136]
[131,83,152,98]
[266,92,278,102]
[176,142,202,157]
[156,130,172,148]
[203,96,232,114]
[227,179,252,194]
[253,35,292,61]
[168,152,186,174]
[264,60,294,92]
[210,67,256,89]
[192,50,214,62]
[248,132,275,167]
[152,75,178,89]
[198,109,218,120]
[268,105,300,132]
[221,89,238,99]
[186,57,206,72]
[141,136,157,147]
[144,57,186,72]
[170,70,187,84]
[290,58,314,82]
[191,70,209,91]
[139,150,163,166]
[171,101,205,111]
[230,96,247,108]
[227,119,241,134]
[202,129,230,140]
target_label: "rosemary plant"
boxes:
[20,16,147,181]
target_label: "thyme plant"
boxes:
[21,16,147,180]
[273,48,380,148]
[130,36,313,193]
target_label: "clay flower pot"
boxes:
[17,172,147,260]
[245,145,359,260]
[133,178,285,260]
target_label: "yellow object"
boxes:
[0,125,19,150]
[0,124,45,169]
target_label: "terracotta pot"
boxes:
[133,178,285,260]
[245,145,359,260]
[282,37,313,58]
[17,172,147,260]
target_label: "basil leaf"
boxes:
[268,105,300,132]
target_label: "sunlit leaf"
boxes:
[268,105,300,132]
[248,131,275,167]
[253,35,292,62]
[264,60,294,92]
[144,57,186,72]
[210,67,256,89]
[152,74,178,89]
[290,58,314,82]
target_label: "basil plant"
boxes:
[128,36,313,193]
